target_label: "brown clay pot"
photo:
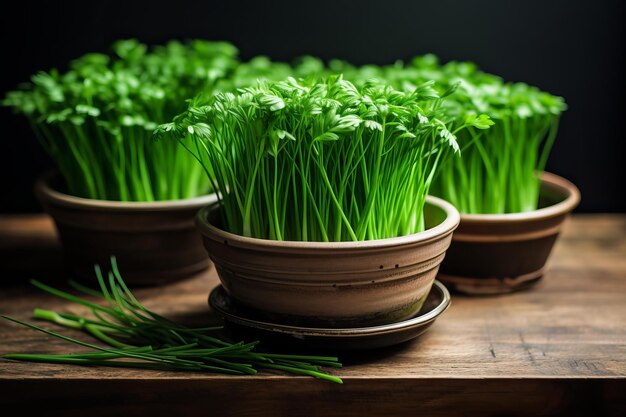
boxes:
[438,172,580,295]
[35,171,217,286]
[196,196,460,327]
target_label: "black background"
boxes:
[0,0,623,212]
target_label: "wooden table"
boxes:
[0,214,624,416]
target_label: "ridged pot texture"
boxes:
[438,172,580,294]
[197,196,460,327]
[36,171,217,286]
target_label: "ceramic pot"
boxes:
[437,172,580,294]
[196,196,460,327]
[35,171,217,286]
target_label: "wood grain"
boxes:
[0,214,625,416]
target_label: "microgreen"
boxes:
[322,55,565,214]
[157,75,469,241]
[1,258,343,383]
[404,56,567,213]
[2,39,239,201]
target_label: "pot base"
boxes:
[222,285,431,328]
[209,281,451,350]
[439,268,544,295]
[437,172,579,296]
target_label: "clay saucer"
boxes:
[209,280,451,350]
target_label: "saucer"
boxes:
[208,280,451,350]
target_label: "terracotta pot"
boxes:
[35,171,217,286]
[196,196,460,327]
[438,172,580,295]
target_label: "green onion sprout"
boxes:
[1,257,343,383]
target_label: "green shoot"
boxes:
[2,257,343,383]
[2,39,238,201]
[323,55,565,213]
[157,75,465,241]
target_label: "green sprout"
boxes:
[2,39,239,201]
[2,257,343,383]
[157,75,478,241]
[321,55,566,214]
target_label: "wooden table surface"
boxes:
[0,214,624,416]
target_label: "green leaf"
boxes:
[440,129,459,153]
[187,123,211,138]
[258,94,285,111]
[75,104,101,117]
[112,39,147,61]
[332,114,361,132]
[364,120,382,131]
[313,132,339,142]
[472,114,495,129]
[276,129,296,141]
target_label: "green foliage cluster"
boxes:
[306,55,567,213]
[3,39,238,200]
[4,39,566,215]
[157,76,482,241]
[3,40,332,202]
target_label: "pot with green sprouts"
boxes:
[3,39,239,285]
[352,56,581,294]
[157,76,470,326]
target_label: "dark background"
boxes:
[0,0,623,212]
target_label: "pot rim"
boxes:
[35,170,217,212]
[458,171,580,223]
[196,195,460,250]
